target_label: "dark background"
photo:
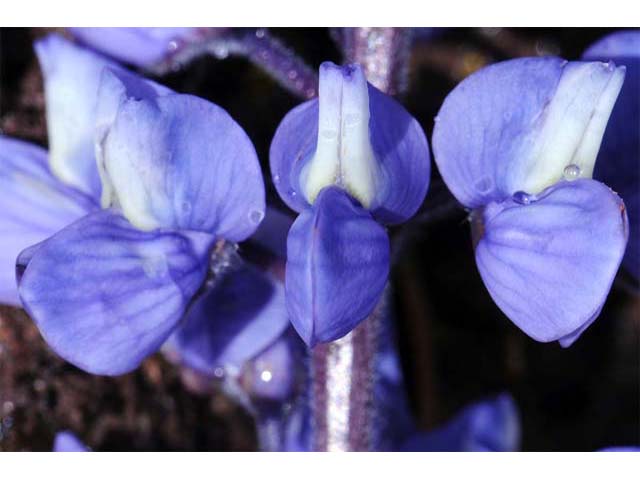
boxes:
[0,27,638,451]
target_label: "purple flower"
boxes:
[432,57,629,346]
[53,431,89,452]
[583,31,640,281]
[270,61,430,345]
[69,28,208,68]
[15,38,265,375]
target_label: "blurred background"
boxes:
[0,27,638,451]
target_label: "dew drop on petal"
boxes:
[213,44,229,59]
[344,114,359,127]
[142,256,168,279]
[167,40,179,52]
[180,201,192,215]
[249,209,265,224]
[512,191,532,205]
[260,370,273,383]
[475,176,493,195]
[563,164,581,181]
[321,129,338,140]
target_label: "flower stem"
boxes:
[310,28,410,452]
[311,294,382,451]
[331,27,413,95]
[151,28,318,100]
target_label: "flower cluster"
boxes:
[1,28,637,453]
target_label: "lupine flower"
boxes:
[53,431,89,452]
[16,43,265,375]
[432,57,629,346]
[270,61,430,345]
[583,31,640,281]
[69,28,207,68]
[0,34,117,305]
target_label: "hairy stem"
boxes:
[331,27,413,95]
[151,28,318,99]
[310,28,410,452]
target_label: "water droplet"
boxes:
[167,40,179,52]
[260,370,272,383]
[321,129,338,140]
[273,174,281,184]
[255,28,265,39]
[344,114,359,127]
[563,163,581,181]
[213,44,229,59]
[512,191,532,205]
[249,209,264,224]
[180,201,192,215]
[305,88,316,98]
[288,69,298,80]
[475,176,493,194]
[433,115,440,123]
[142,256,168,279]
[213,367,225,378]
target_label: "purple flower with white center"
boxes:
[432,57,629,346]
[583,31,640,282]
[53,431,89,452]
[270,61,430,346]
[15,40,265,375]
